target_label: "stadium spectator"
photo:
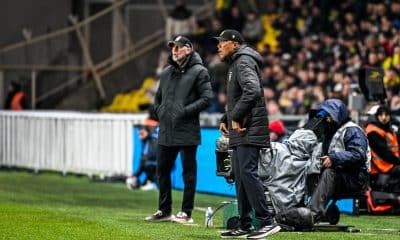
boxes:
[126,124,158,191]
[222,5,245,32]
[269,119,287,143]
[215,29,280,239]
[157,0,400,115]
[165,0,197,41]
[241,11,264,46]
[206,53,229,113]
[145,36,212,224]
[4,81,27,110]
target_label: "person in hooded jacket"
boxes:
[365,105,400,192]
[214,29,281,239]
[145,36,213,224]
[308,99,369,223]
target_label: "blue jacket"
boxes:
[317,99,369,191]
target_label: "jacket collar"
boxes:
[168,52,193,72]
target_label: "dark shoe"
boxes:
[221,227,254,238]
[145,210,173,222]
[246,223,281,239]
[171,211,194,224]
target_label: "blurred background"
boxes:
[0,0,213,111]
[1,0,400,215]
[1,0,399,118]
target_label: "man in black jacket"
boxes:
[214,29,280,239]
[145,36,213,224]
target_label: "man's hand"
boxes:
[219,122,228,137]
[232,120,247,133]
[320,155,333,168]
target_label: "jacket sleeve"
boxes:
[220,113,227,124]
[330,127,368,170]
[183,68,213,116]
[151,83,162,121]
[231,58,260,122]
[367,131,400,165]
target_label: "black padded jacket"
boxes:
[153,51,213,146]
[220,45,270,148]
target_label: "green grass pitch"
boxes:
[0,170,399,239]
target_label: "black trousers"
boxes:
[232,145,273,229]
[308,168,337,222]
[157,144,197,217]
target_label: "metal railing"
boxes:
[0,0,214,110]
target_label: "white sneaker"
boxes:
[125,176,138,190]
[172,211,194,224]
[140,181,157,191]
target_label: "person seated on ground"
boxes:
[268,119,288,143]
[365,105,400,193]
[307,99,369,224]
[126,123,158,191]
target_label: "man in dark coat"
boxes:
[308,99,369,223]
[214,29,281,239]
[145,36,213,224]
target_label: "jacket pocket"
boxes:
[171,104,185,127]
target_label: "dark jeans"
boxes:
[232,145,273,229]
[157,144,197,217]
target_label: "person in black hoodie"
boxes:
[214,29,281,239]
[145,36,212,224]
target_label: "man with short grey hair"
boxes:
[145,35,213,224]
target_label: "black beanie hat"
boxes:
[376,105,390,116]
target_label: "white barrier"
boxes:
[0,110,309,177]
[0,111,148,176]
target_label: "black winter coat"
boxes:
[153,51,213,146]
[221,45,270,147]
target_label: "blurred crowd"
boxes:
[154,0,400,115]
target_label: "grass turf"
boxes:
[0,170,399,239]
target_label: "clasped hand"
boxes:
[219,120,247,137]
[232,120,247,133]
